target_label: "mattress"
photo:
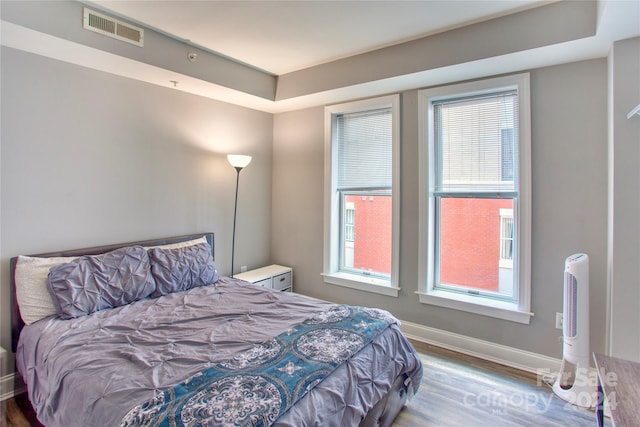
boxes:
[16,277,423,426]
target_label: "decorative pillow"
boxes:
[47,246,157,319]
[14,255,77,325]
[149,241,218,297]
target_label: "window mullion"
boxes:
[434,191,518,199]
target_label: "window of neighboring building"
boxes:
[418,74,532,323]
[344,203,355,268]
[499,208,514,268]
[344,204,355,243]
[323,95,400,297]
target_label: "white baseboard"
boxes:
[0,373,27,402]
[1,373,15,401]
[400,320,562,375]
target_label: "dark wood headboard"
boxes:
[10,232,214,352]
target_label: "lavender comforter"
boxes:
[17,278,423,427]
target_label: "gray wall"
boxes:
[272,58,608,359]
[609,37,640,361]
[0,47,274,357]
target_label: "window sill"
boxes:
[416,290,533,324]
[322,272,399,297]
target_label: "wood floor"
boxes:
[3,340,607,427]
[2,399,30,427]
[395,340,608,426]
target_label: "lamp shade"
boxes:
[227,154,252,169]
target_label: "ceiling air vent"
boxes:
[83,8,144,47]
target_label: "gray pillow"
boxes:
[149,242,218,297]
[47,246,157,319]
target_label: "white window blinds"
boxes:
[434,90,518,194]
[336,107,392,190]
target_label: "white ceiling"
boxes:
[89,0,550,75]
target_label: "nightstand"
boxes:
[234,264,293,292]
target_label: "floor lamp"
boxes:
[227,154,252,278]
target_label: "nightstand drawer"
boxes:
[272,272,291,291]
[253,278,272,288]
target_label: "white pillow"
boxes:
[15,255,77,325]
[144,236,207,250]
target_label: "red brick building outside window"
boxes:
[439,198,513,293]
[343,194,392,276]
[344,195,513,292]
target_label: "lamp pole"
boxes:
[230,166,242,278]
[227,154,252,278]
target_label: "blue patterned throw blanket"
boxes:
[120,305,397,427]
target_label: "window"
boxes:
[323,95,400,297]
[418,74,532,323]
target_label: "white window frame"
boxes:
[417,74,532,324]
[323,94,400,297]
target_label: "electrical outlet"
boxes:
[555,312,563,329]
[240,265,248,273]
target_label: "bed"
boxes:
[11,232,423,427]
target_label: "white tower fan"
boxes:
[552,253,595,407]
